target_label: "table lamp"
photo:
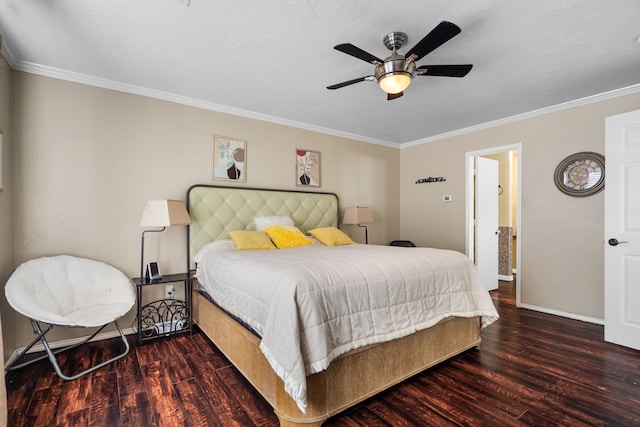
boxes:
[342,206,374,244]
[139,199,192,281]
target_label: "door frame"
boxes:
[466,143,523,306]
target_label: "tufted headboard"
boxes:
[186,185,339,269]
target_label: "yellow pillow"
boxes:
[264,226,313,249]
[228,230,276,251]
[308,227,354,246]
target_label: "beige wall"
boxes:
[5,66,640,352]
[0,55,12,427]
[9,71,399,346]
[400,92,640,319]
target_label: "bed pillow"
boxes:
[252,215,295,231]
[228,230,276,251]
[308,227,354,246]
[264,225,313,249]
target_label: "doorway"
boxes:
[466,143,522,306]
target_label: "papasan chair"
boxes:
[5,255,136,380]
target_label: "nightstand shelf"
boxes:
[132,272,193,344]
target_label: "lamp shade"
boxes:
[139,200,192,227]
[342,207,374,225]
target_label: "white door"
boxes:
[476,157,499,291]
[604,109,640,350]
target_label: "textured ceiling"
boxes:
[1,0,639,147]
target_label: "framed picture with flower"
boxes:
[296,149,320,187]
[212,135,246,182]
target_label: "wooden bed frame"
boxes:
[187,185,482,426]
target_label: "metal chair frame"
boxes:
[6,319,129,380]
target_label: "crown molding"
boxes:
[11,60,400,149]
[8,59,640,151]
[402,83,640,148]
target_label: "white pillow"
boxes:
[193,240,230,264]
[252,215,295,231]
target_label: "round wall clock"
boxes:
[554,151,605,197]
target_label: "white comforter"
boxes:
[194,240,499,413]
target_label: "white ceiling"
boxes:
[1,0,639,147]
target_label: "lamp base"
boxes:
[358,224,369,244]
[141,227,166,280]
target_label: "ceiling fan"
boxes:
[327,21,473,101]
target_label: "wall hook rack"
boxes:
[415,177,446,184]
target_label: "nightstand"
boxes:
[132,272,193,344]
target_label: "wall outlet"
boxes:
[164,284,175,299]
[443,195,453,202]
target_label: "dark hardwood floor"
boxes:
[6,281,640,426]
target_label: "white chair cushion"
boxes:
[6,255,136,327]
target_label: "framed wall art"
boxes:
[212,135,246,182]
[296,149,321,187]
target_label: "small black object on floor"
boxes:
[388,240,416,247]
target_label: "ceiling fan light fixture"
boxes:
[378,72,411,94]
[375,52,415,94]
[328,22,471,99]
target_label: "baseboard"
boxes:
[5,305,604,370]
[518,303,604,325]
[498,274,514,281]
[4,327,137,370]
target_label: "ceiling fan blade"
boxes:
[327,76,371,90]
[387,92,403,101]
[334,43,383,65]
[405,21,462,62]
[416,64,473,77]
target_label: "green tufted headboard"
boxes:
[186,185,339,270]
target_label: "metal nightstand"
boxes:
[132,272,193,344]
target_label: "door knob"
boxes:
[608,238,629,246]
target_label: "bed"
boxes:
[187,184,498,426]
